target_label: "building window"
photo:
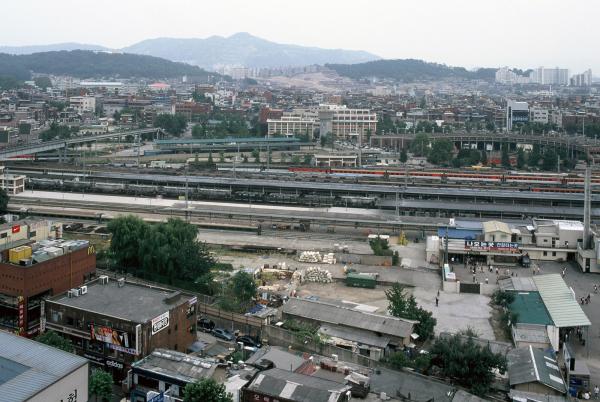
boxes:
[0,232,6,239]
[543,251,548,256]
[30,231,36,237]
[552,252,556,256]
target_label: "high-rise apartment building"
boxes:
[570,69,593,87]
[506,100,529,131]
[529,67,570,85]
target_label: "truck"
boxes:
[345,272,377,289]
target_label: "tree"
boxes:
[410,133,429,157]
[303,154,312,165]
[219,271,257,313]
[219,151,225,163]
[291,155,301,164]
[501,144,511,168]
[427,139,453,165]
[34,76,52,89]
[0,188,8,215]
[516,148,526,169]
[528,144,541,168]
[400,148,408,163]
[208,152,214,165]
[35,330,73,352]
[184,378,233,402]
[251,148,260,163]
[154,113,187,136]
[542,148,558,171]
[429,333,507,396]
[89,369,113,402]
[386,283,436,340]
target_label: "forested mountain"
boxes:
[327,59,496,82]
[0,50,218,81]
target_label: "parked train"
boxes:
[288,167,600,187]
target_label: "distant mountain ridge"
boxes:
[0,33,380,70]
[327,59,497,82]
[0,50,218,81]
[0,42,110,55]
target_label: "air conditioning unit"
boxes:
[71,288,80,297]
[80,285,88,295]
[99,275,109,285]
[117,278,125,288]
[67,290,73,298]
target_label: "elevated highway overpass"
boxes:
[0,128,160,160]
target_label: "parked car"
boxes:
[212,328,235,342]
[198,317,215,333]
[236,335,262,349]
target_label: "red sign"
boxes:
[12,225,20,234]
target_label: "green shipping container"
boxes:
[346,273,376,289]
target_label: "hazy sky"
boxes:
[2,0,597,73]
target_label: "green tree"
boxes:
[192,124,206,139]
[219,151,225,163]
[429,334,507,396]
[106,215,146,269]
[184,378,233,402]
[385,283,436,340]
[303,154,312,165]
[251,148,260,163]
[154,113,187,136]
[0,188,8,215]
[89,369,113,402]
[34,76,52,89]
[218,271,257,313]
[528,144,541,168]
[542,148,558,171]
[427,139,453,165]
[501,144,511,168]
[291,155,301,164]
[516,148,526,169]
[400,148,408,163]
[35,330,73,352]
[208,152,214,165]
[410,133,429,157]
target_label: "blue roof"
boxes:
[437,228,481,240]
[0,330,88,402]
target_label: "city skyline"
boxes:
[1,0,598,74]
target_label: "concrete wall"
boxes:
[29,363,89,402]
[443,280,459,293]
[513,382,563,396]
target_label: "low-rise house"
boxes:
[508,346,567,396]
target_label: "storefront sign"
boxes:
[83,353,105,365]
[106,359,124,370]
[60,389,78,402]
[464,240,519,252]
[107,343,137,355]
[17,296,25,333]
[151,312,169,335]
[12,224,20,234]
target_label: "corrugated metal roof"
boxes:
[533,274,591,328]
[483,220,511,234]
[0,330,88,402]
[508,346,566,394]
[246,368,350,402]
[283,298,416,339]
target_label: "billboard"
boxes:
[151,312,169,335]
[90,324,131,348]
[464,240,519,252]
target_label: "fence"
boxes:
[262,325,379,368]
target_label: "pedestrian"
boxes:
[435,297,439,307]
[495,267,499,275]
[485,277,489,284]
[537,266,540,275]
[473,273,476,283]
[595,284,598,294]
[593,385,599,399]
[437,289,440,297]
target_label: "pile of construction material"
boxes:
[302,267,333,283]
[322,253,336,265]
[299,251,322,263]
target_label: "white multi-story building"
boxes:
[529,67,570,86]
[267,105,377,143]
[69,96,96,114]
[318,104,377,143]
[495,67,531,85]
[570,69,593,87]
[530,107,549,124]
[267,115,318,138]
